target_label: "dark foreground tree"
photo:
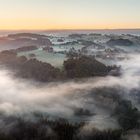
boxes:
[64,56,110,78]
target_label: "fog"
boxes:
[0,53,140,130]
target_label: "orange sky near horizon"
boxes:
[0,0,140,30]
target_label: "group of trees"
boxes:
[74,108,93,116]
[18,59,62,82]
[0,116,124,140]
[0,118,81,140]
[114,100,140,130]
[0,99,139,140]
[64,56,111,78]
[107,39,133,46]
[14,45,38,52]
[79,129,123,140]
[0,50,62,82]
[89,87,140,131]
[0,50,116,82]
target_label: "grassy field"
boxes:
[18,49,66,68]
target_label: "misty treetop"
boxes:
[0,50,118,82]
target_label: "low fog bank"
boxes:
[0,53,140,132]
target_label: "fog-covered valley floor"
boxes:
[0,53,140,132]
[0,32,140,139]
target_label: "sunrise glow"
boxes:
[0,0,140,30]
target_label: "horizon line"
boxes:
[0,28,140,31]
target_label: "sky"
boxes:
[0,0,140,30]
